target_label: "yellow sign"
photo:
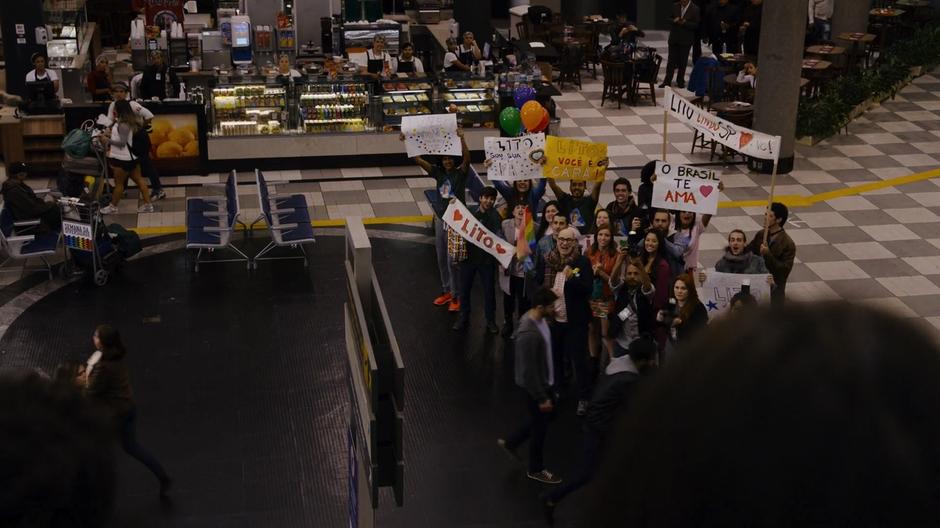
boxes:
[542,136,608,182]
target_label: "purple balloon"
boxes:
[514,86,536,108]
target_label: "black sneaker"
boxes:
[150,189,167,201]
[658,81,670,88]
[527,469,562,485]
[496,438,522,464]
[486,321,499,334]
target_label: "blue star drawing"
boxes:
[706,300,719,311]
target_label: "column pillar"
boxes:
[751,0,805,174]
[832,0,873,37]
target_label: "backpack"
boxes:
[108,223,142,258]
[128,126,151,160]
[62,128,92,158]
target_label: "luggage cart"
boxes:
[59,119,113,204]
[59,197,122,286]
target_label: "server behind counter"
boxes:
[393,42,425,75]
[140,50,180,100]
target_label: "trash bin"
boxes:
[547,118,561,137]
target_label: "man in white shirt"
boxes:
[25,53,60,93]
[393,42,425,75]
[808,0,834,43]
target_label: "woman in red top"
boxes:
[86,56,112,102]
[588,226,623,362]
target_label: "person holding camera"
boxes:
[608,259,656,357]
[657,274,708,361]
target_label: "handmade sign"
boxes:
[485,134,546,182]
[696,271,771,316]
[543,136,608,182]
[402,114,460,158]
[651,162,721,216]
[662,87,781,161]
[442,200,514,269]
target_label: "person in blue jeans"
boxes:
[454,186,502,333]
[83,324,172,497]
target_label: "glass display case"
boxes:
[439,76,498,128]
[298,79,373,134]
[211,83,290,136]
[379,79,433,130]
[43,0,88,68]
[341,22,401,54]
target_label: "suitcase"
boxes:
[107,223,142,259]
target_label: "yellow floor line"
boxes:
[132,166,940,235]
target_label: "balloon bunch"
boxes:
[499,86,550,136]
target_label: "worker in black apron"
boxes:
[443,38,472,73]
[360,35,392,90]
[458,32,483,67]
[394,42,426,76]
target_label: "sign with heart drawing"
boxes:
[661,87,781,161]
[651,161,721,216]
[442,199,514,269]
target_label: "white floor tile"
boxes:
[806,261,870,280]
[856,297,919,318]
[794,212,852,228]
[885,207,940,224]
[834,241,895,260]
[903,256,940,275]
[877,276,940,297]
[860,224,920,241]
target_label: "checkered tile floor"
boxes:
[6,32,940,336]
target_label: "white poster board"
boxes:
[697,271,771,317]
[661,87,781,161]
[651,161,721,216]
[401,113,461,158]
[442,199,514,269]
[484,133,546,182]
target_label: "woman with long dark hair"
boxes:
[658,273,708,347]
[588,226,622,363]
[639,230,673,351]
[101,100,153,214]
[84,324,171,496]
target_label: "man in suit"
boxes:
[660,0,701,89]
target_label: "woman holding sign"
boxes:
[494,179,546,220]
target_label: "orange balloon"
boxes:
[532,107,550,132]
[520,100,544,131]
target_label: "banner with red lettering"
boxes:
[661,87,781,161]
[651,161,721,215]
[542,136,608,182]
[442,199,514,269]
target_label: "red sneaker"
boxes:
[448,299,461,312]
[433,292,453,306]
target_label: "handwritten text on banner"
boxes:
[485,133,546,182]
[402,114,461,158]
[442,199,514,269]
[543,136,608,182]
[651,161,721,216]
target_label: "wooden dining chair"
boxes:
[558,44,584,90]
[633,54,662,106]
[601,60,631,108]
[516,21,530,41]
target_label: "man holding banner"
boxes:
[746,202,796,307]
[454,187,503,333]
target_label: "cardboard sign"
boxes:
[63,221,93,251]
[543,136,608,182]
[402,114,461,158]
[442,200,514,269]
[651,162,721,216]
[662,87,781,161]
[696,271,771,317]
[485,133,546,182]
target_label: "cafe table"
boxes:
[837,32,876,72]
[513,39,561,63]
[869,8,906,50]
[801,58,831,71]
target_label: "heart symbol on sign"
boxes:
[495,244,507,254]
[739,132,753,149]
[700,185,714,198]
[453,209,463,222]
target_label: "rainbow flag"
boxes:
[516,206,538,271]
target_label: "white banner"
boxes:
[661,87,781,161]
[402,114,461,158]
[697,271,771,317]
[442,199,514,269]
[651,161,721,216]
[484,133,546,182]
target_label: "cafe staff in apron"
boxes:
[443,38,472,72]
[393,42,425,75]
[360,35,392,80]
[458,32,483,66]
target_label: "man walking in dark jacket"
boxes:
[0,162,60,233]
[541,336,657,524]
[498,287,562,484]
[661,0,702,88]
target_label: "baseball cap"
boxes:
[8,162,28,176]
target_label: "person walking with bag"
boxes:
[81,324,171,496]
[101,100,153,214]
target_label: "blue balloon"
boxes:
[514,85,536,108]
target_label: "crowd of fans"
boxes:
[413,145,799,522]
